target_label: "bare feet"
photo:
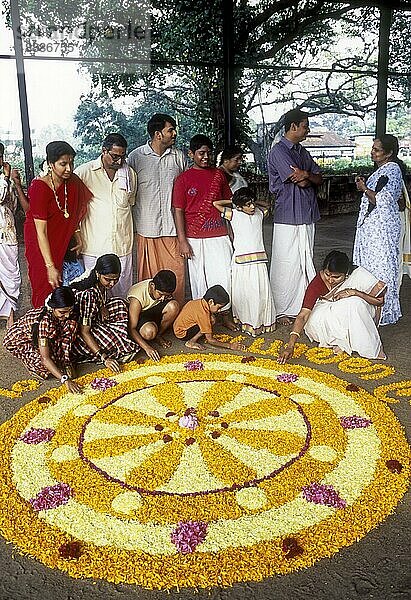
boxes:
[157,336,172,349]
[332,345,344,355]
[376,350,387,360]
[185,340,206,350]
[276,316,293,326]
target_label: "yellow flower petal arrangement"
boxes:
[0,354,409,590]
[0,378,40,399]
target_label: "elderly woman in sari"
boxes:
[353,134,405,325]
[279,251,386,363]
[24,141,92,308]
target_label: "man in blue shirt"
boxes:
[268,108,322,324]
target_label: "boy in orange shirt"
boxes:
[173,285,245,351]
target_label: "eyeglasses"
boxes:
[107,150,127,162]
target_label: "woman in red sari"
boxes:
[24,141,92,307]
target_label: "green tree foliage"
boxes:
[6,1,411,163]
[74,90,197,160]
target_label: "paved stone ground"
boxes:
[0,213,410,600]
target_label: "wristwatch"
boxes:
[60,374,69,383]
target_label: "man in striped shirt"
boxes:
[128,114,187,306]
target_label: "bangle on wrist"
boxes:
[45,261,54,268]
[290,331,300,338]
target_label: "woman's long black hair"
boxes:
[377,134,407,178]
[70,254,121,292]
[32,286,75,347]
[322,250,352,275]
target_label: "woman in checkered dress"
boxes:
[71,254,139,373]
[3,287,82,393]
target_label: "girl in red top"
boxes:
[172,135,235,329]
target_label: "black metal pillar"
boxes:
[222,0,235,146]
[376,6,393,137]
[10,0,34,184]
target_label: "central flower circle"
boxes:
[78,379,311,496]
[178,408,199,430]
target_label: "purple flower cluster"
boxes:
[171,520,208,553]
[29,482,73,511]
[302,482,346,509]
[184,359,204,371]
[20,428,56,444]
[90,377,118,390]
[276,373,299,383]
[340,415,372,429]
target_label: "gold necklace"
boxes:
[49,172,69,218]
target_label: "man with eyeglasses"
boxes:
[75,133,137,297]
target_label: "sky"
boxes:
[0,16,90,145]
[0,1,150,147]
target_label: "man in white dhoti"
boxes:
[278,251,387,363]
[268,109,323,324]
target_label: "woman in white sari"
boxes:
[279,251,386,363]
[353,135,405,325]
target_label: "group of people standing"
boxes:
[268,109,409,362]
[0,109,409,385]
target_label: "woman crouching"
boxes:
[279,250,386,363]
[3,286,82,392]
[70,253,140,373]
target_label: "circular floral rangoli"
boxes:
[0,353,409,589]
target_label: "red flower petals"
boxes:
[282,537,304,559]
[241,356,256,363]
[38,396,52,404]
[59,541,82,559]
[386,459,403,473]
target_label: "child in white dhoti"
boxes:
[279,250,387,362]
[214,188,276,336]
